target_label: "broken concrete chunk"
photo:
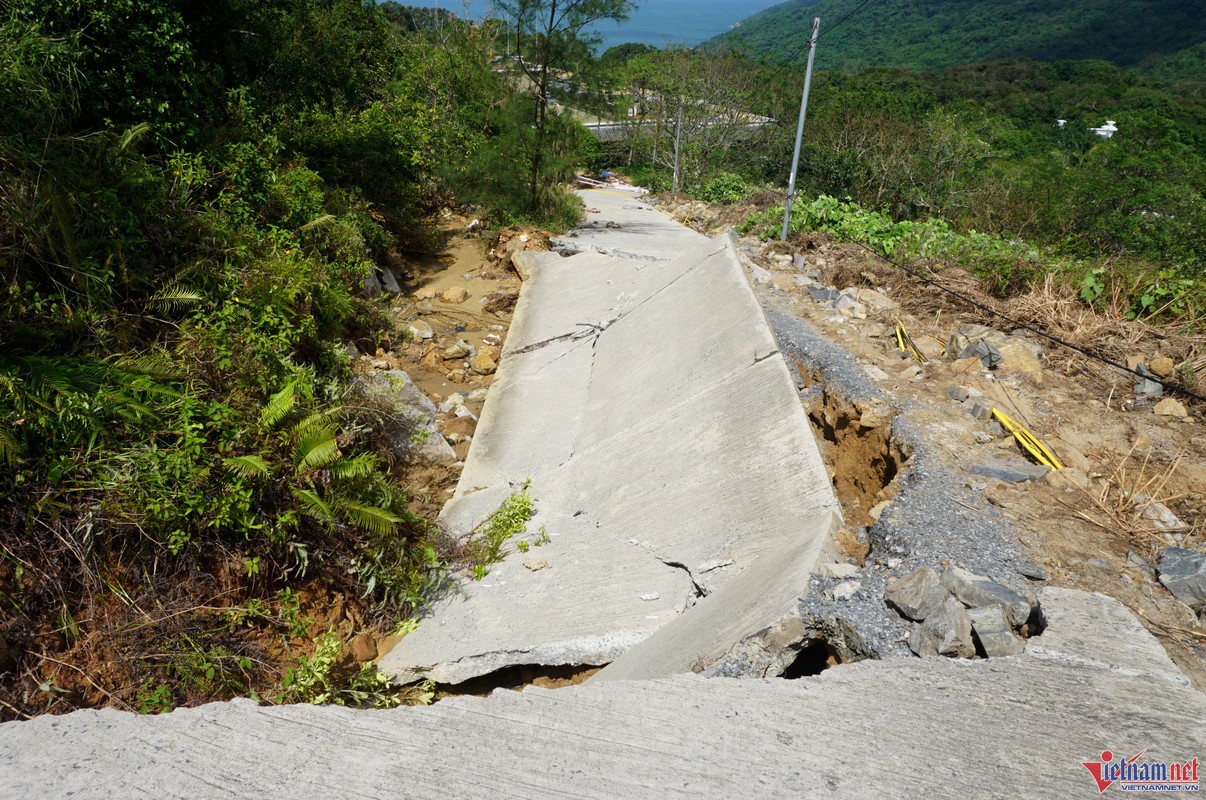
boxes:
[885,566,947,622]
[967,605,1025,657]
[817,562,861,579]
[830,580,860,601]
[942,566,1032,628]
[1158,548,1206,610]
[908,596,975,658]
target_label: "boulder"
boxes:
[1154,398,1188,419]
[469,352,498,376]
[942,566,1032,628]
[885,566,947,622]
[380,267,402,295]
[1149,356,1175,378]
[407,320,434,341]
[907,596,975,658]
[440,286,470,305]
[443,341,472,360]
[966,605,1025,658]
[354,370,457,466]
[1158,548,1206,610]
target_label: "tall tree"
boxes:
[496,0,634,210]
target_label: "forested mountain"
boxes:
[715,0,1205,72]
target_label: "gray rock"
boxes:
[354,370,457,466]
[942,566,1032,627]
[809,287,841,303]
[967,605,1025,657]
[947,385,973,402]
[961,397,993,420]
[380,267,402,294]
[885,566,947,621]
[957,339,1003,369]
[970,462,1051,483]
[1133,364,1164,397]
[1126,551,1157,581]
[985,421,1006,437]
[1158,547,1206,610]
[908,596,976,658]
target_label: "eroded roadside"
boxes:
[702,217,1206,689]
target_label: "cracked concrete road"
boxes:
[378,192,842,685]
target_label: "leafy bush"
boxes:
[694,172,750,205]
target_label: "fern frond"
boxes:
[295,428,340,470]
[224,454,272,479]
[296,214,336,233]
[293,408,341,436]
[0,426,20,467]
[330,452,379,480]
[341,501,402,537]
[146,286,203,314]
[292,488,334,522]
[261,382,297,429]
[114,351,181,380]
[117,122,152,152]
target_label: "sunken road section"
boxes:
[379,231,844,686]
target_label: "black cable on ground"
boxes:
[842,240,1206,404]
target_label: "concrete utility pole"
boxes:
[671,98,684,196]
[781,17,821,242]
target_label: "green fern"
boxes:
[260,382,297,429]
[146,285,204,314]
[330,452,380,479]
[294,425,340,470]
[292,488,334,522]
[341,501,403,537]
[223,454,272,479]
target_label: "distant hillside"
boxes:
[715,0,1206,72]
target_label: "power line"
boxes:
[815,0,877,42]
[843,240,1206,404]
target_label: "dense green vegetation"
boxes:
[0,0,595,716]
[595,48,1203,318]
[717,0,1206,73]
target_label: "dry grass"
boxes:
[1069,442,1200,558]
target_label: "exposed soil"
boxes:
[732,228,1206,688]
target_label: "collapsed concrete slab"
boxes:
[378,231,842,685]
[3,590,1202,800]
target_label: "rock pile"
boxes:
[886,566,1037,659]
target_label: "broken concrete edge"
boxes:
[592,510,842,683]
[384,630,642,686]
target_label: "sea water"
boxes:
[412,0,785,50]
